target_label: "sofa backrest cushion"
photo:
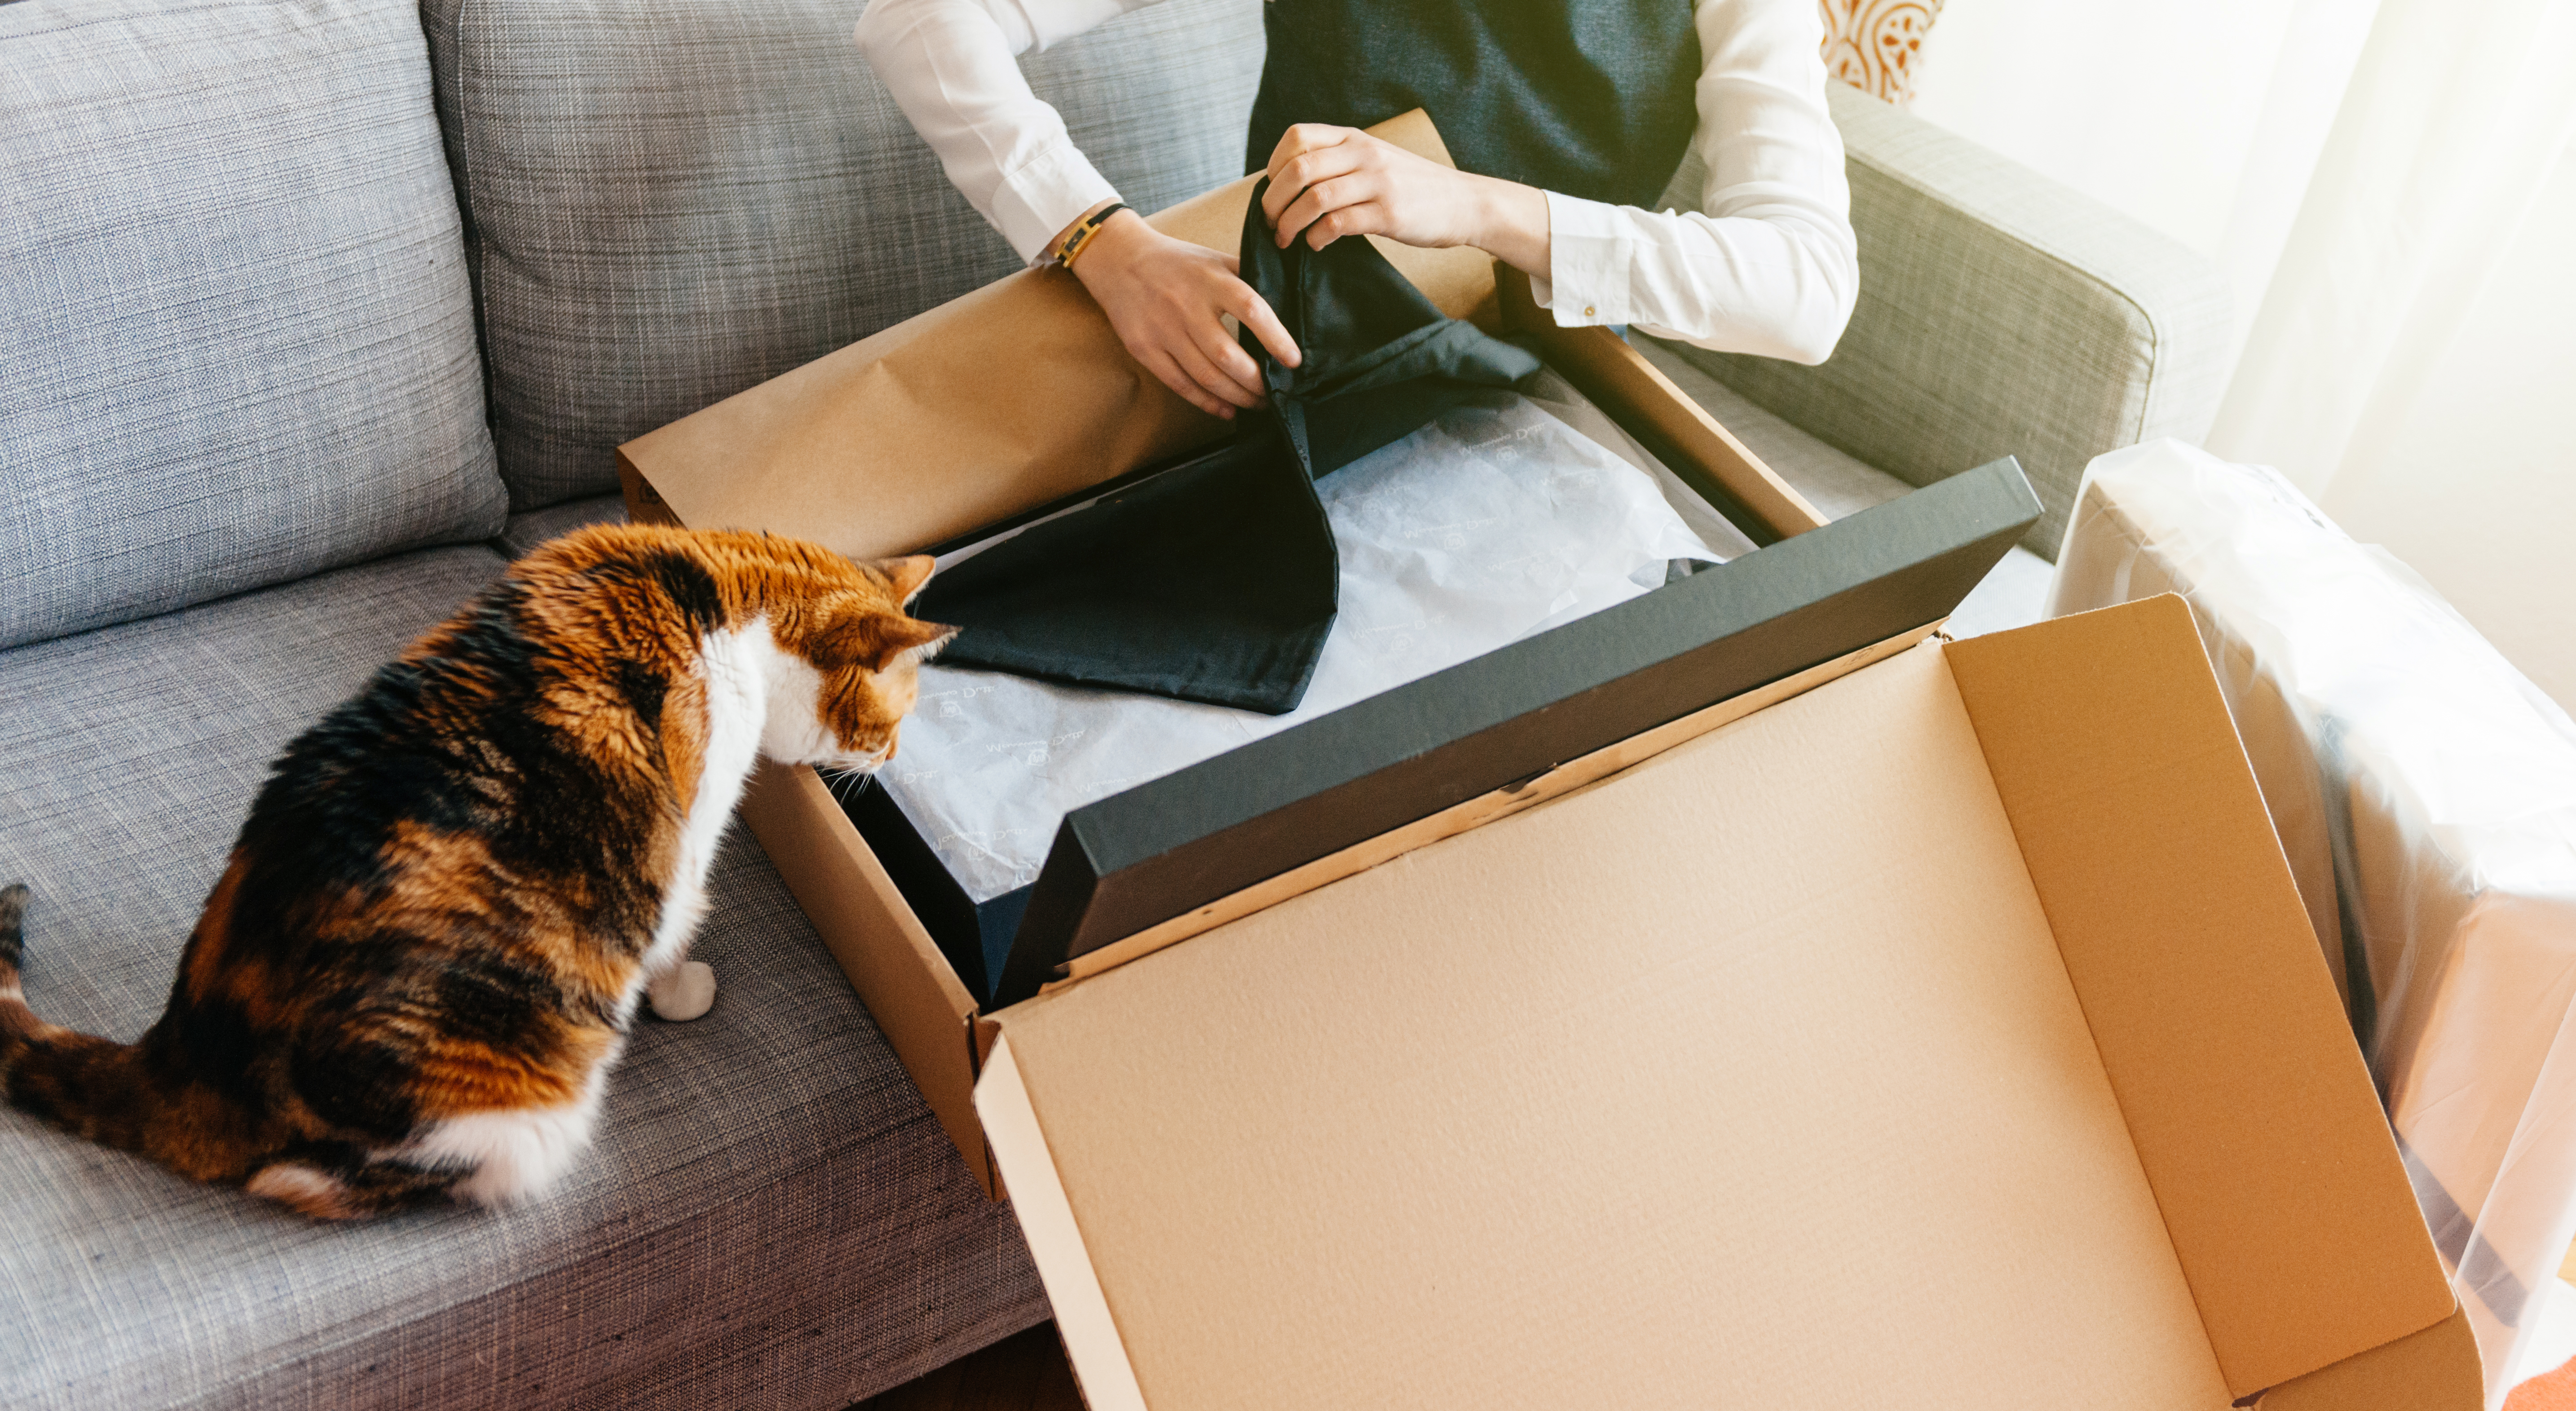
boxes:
[423,0,1266,512]
[0,0,507,650]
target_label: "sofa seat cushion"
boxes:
[0,0,508,652]
[423,0,1266,510]
[0,546,1044,1410]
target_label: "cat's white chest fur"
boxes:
[641,614,839,1019]
[631,620,772,1019]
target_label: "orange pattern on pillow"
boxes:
[1819,0,1943,105]
[2508,1355,2576,1411]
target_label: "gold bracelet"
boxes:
[1056,203,1130,269]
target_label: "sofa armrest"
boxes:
[1663,84,2232,560]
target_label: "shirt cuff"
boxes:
[989,140,1122,265]
[1532,190,1632,327]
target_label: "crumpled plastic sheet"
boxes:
[2051,438,2576,1406]
[879,390,1732,904]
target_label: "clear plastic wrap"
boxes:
[2051,438,2576,1404]
[881,390,1734,903]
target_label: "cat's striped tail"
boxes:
[0,884,450,1218]
[0,884,160,1156]
[0,883,35,1050]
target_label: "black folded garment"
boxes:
[916,182,1540,714]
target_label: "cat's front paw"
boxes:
[646,960,717,1022]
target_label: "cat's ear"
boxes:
[868,618,959,673]
[876,555,935,606]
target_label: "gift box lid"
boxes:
[975,595,2478,1410]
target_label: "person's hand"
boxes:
[1260,124,1551,274]
[1066,208,1300,420]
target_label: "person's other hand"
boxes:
[1067,209,1300,420]
[1260,124,1549,273]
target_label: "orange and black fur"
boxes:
[0,526,953,1219]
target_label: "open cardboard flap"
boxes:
[976,596,2476,1410]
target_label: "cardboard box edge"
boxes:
[617,447,677,528]
[734,760,997,1195]
[977,1033,1150,1411]
[2253,1303,2481,1410]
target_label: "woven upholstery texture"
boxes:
[1657,83,2232,559]
[0,548,1046,1410]
[0,0,507,650]
[424,0,1267,511]
[496,492,631,559]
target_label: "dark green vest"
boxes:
[1247,0,1702,208]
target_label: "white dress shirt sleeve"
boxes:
[1531,0,1859,364]
[853,0,1162,263]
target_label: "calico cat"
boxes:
[0,526,953,1219]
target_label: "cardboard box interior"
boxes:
[617,107,2479,1408]
[731,619,1950,1191]
[976,596,2479,1411]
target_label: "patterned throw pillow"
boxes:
[1819,0,1945,105]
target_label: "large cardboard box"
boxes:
[978,597,2481,1410]
[618,114,2477,1408]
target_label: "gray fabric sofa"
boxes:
[0,0,2226,1405]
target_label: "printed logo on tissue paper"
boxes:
[1351,614,1445,659]
[1403,516,1502,552]
[987,730,1088,767]
[924,681,999,721]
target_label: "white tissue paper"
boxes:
[878,391,1730,903]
